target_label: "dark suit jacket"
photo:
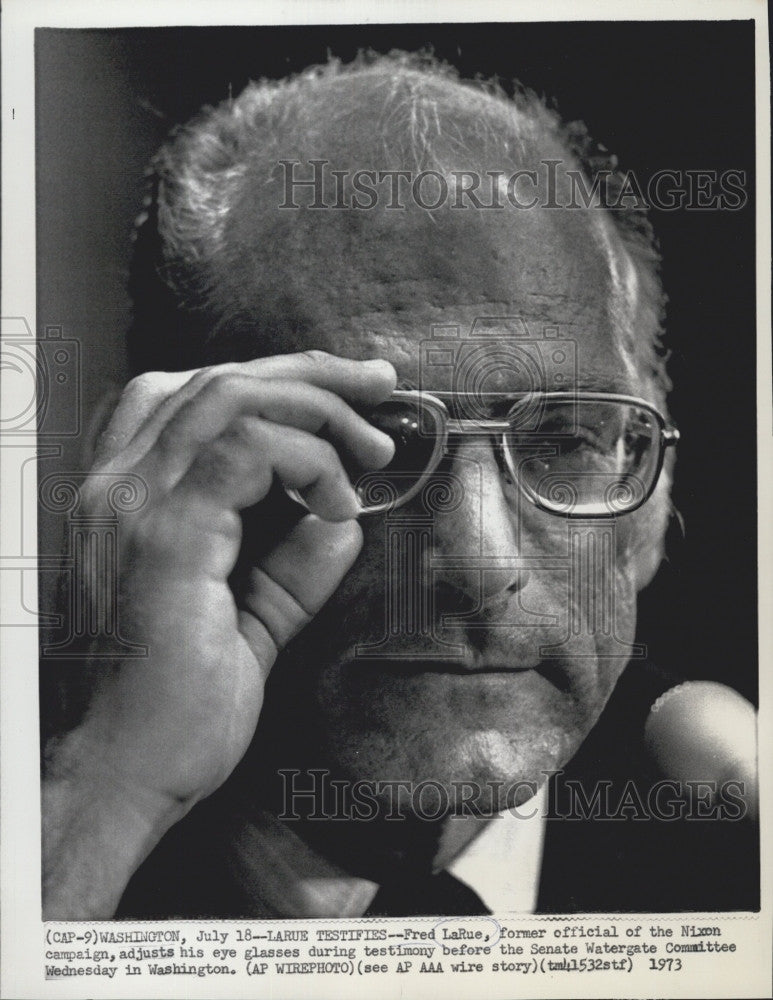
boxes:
[118,663,759,917]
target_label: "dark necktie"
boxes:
[364,871,491,916]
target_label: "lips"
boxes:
[342,653,541,675]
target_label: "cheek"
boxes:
[335,516,394,596]
[614,473,671,593]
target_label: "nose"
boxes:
[426,439,529,611]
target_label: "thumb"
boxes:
[237,515,363,659]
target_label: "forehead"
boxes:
[226,164,653,397]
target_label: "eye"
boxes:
[369,402,431,469]
[496,398,665,516]
[356,398,443,507]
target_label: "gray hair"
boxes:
[128,51,669,392]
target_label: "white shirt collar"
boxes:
[230,785,547,916]
[446,784,547,913]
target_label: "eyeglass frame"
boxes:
[354,389,680,518]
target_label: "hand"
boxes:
[42,351,396,917]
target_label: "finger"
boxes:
[135,374,395,493]
[104,352,396,467]
[171,417,362,522]
[237,516,363,655]
[92,370,193,464]
[235,350,397,406]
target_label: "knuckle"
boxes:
[186,366,220,389]
[299,349,333,368]
[201,361,245,380]
[225,413,261,450]
[204,370,250,401]
[122,370,196,417]
[124,370,171,401]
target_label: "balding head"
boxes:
[129,54,668,403]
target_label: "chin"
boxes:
[278,666,592,818]
[242,653,615,877]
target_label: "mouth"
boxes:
[337,651,575,695]
[341,653,541,675]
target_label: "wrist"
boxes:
[42,733,190,919]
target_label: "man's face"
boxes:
[244,162,671,823]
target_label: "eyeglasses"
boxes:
[350,390,679,517]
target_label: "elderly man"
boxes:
[42,56,756,919]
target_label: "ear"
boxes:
[79,382,124,466]
[633,462,674,591]
[634,532,667,591]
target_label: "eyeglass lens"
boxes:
[509,399,660,514]
[354,397,443,510]
[354,395,662,515]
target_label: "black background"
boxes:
[36,22,757,702]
